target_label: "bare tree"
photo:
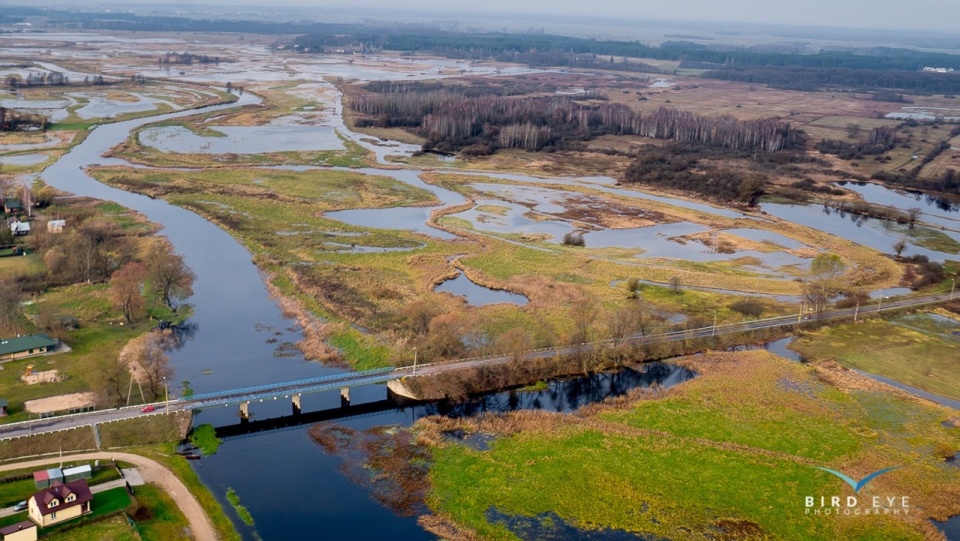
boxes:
[123,332,174,401]
[802,253,846,317]
[568,299,599,345]
[495,327,533,363]
[145,243,195,310]
[96,354,130,407]
[893,238,907,259]
[669,275,682,294]
[0,279,23,335]
[626,277,642,299]
[111,262,147,324]
[907,207,922,226]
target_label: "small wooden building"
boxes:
[46,220,65,233]
[0,521,37,541]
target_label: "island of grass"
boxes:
[415,350,960,540]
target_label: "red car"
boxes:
[141,405,156,413]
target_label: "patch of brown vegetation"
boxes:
[308,422,431,517]
[712,518,767,541]
[417,514,484,541]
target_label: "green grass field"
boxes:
[423,351,960,540]
[791,314,960,400]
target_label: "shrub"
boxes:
[562,231,585,247]
[730,299,764,317]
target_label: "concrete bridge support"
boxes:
[292,394,301,416]
[239,401,250,423]
[340,387,350,408]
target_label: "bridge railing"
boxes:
[183,366,396,403]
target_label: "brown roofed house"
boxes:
[27,479,92,528]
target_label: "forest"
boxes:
[703,66,960,94]
[351,83,802,154]
[620,144,766,204]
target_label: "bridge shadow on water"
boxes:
[213,362,696,440]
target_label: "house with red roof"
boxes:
[27,479,92,528]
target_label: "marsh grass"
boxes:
[791,316,960,400]
[419,351,960,540]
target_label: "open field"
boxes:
[791,308,960,400]
[919,133,960,180]
[418,350,960,540]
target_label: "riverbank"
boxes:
[414,350,960,540]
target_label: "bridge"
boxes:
[0,291,954,440]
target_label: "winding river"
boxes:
[30,79,960,540]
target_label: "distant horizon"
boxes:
[5,0,960,34]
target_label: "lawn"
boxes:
[790,314,960,400]
[420,351,960,540]
[0,464,121,508]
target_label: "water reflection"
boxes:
[434,272,529,307]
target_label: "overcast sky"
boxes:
[92,0,960,33]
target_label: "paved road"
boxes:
[0,292,953,439]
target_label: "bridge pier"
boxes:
[340,387,350,408]
[292,394,301,416]
[239,401,250,423]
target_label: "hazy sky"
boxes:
[97,0,960,33]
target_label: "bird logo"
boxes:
[814,466,902,494]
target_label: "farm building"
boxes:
[9,220,29,236]
[0,334,59,361]
[46,220,65,233]
[62,465,92,483]
[32,468,63,490]
[3,199,22,215]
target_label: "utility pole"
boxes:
[854,296,860,322]
[712,311,718,336]
[164,378,169,414]
[412,347,418,376]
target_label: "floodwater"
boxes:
[839,181,960,236]
[0,153,48,166]
[139,125,344,154]
[200,362,694,540]
[761,201,956,262]
[434,272,529,306]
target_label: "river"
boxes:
[27,68,960,541]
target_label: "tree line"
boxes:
[702,66,960,94]
[351,83,801,154]
[158,52,224,65]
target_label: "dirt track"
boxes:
[0,452,218,541]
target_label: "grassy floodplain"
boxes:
[791,306,960,400]
[87,157,910,370]
[88,164,810,367]
[418,351,960,540]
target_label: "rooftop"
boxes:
[0,334,58,356]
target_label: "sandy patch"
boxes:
[25,392,97,414]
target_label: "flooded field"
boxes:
[139,124,344,154]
